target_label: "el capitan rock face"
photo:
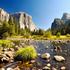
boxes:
[12,12,37,31]
[0,8,37,31]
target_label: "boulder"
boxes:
[4,51,14,59]
[41,53,50,59]
[54,55,65,62]
[60,66,66,70]
[1,56,9,63]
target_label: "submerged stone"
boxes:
[60,66,66,70]
[54,55,65,62]
[41,53,50,59]
[43,66,50,70]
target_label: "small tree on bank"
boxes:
[56,32,61,37]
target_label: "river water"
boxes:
[28,40,70,70]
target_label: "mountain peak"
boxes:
[62,13,70,22]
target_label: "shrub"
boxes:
[56,32,61,37]
[15,45,37,61]
[66,34,70,37]
[0,40,13,48]
[44,31,51,38]
[12,40,20,45]
[2,32,9,39]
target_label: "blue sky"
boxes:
[0,0,70,30]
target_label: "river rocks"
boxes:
[0,54,9,63]
[43,66,50,70]
[54,46,62,52]
[60,66,66,70]
[41,53,50,59]
[52,67,57,70]
[47,63,51,67]
[0,50,14,63]
[13,66,20,70]
[45,46,49,49]
[1,56,9,63]
[42,63,51,70]
[38,53,40,56]
[6,68,13,70]
[54,55,65,62]
[8,48,14,52]
[4,51,14,59]
[1,67,20,70]
[30,60,35,64]
[1,68,6,70]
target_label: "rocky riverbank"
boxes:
[0,40,70,70]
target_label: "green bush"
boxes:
[2,32,9,39]
[12,40,20,45]
[56,32,61,37]
[66,34,70,37]
[44,31,51,38]
[15,45,37,61]
[0,40,13,48]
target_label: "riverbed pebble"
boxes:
[7,68,13,70]
[30,60,35,63]
[60,66,66,70]
[54,55,65,62]
[43,66,50,70]
[41,53,50,59]
[45,46,49,49]
[47,63,51,67]
[38,53,41,56]
[52,67,57,70]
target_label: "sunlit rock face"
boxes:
[12,12,37,31]
[0,8,37,31]
[0,8,9,22]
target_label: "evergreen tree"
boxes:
[0,21,9,38]
[8,16,15,36]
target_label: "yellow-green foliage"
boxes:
[0,40,13,48]
[44,31,52,38]
[15,45,37,61]
[66,34,70,37]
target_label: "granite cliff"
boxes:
[0,8,37,31]
[51,13,70,35]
